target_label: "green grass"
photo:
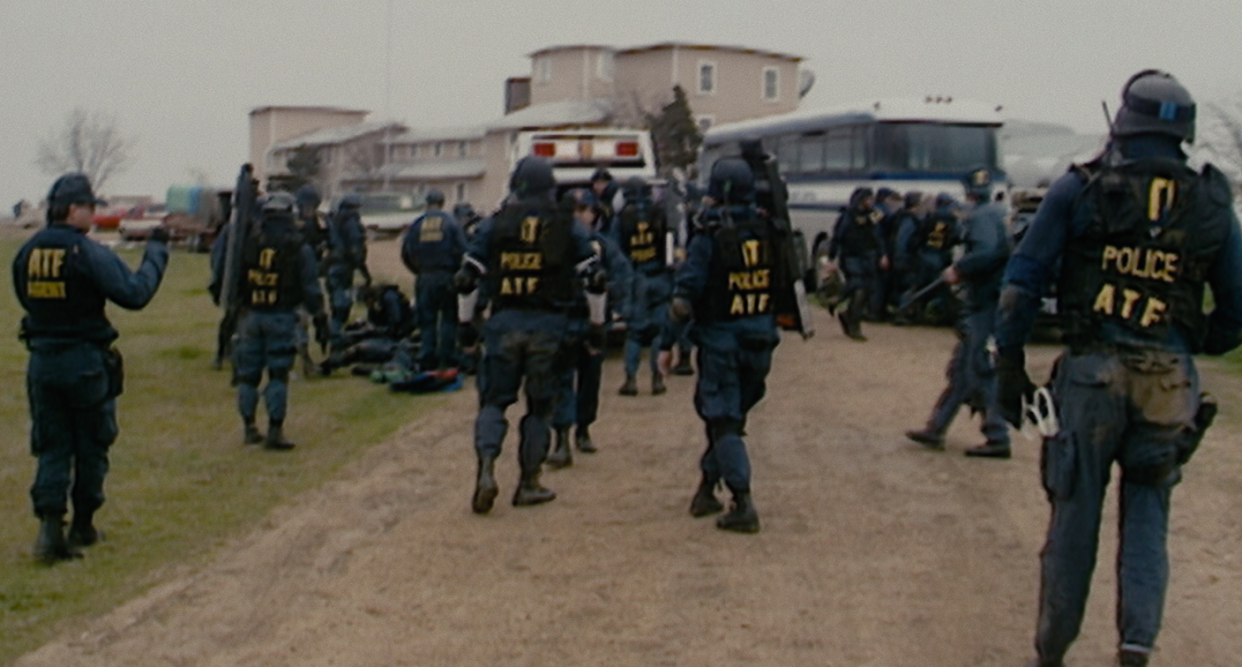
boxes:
[0,235,440,663]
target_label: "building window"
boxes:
[696,115,715,133]
[596,51,614,82]
[535,56,552,84]
[458,141,468,157]
[456,182,466,202]
[434,142,443,157]
[763,67,780,101]
[697,60,716,95]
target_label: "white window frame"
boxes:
[535,56,552,84]
[762,67,780,102]
[697,60,717,96]
[458,141,468,157]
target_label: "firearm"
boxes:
[216,164,257,364]
[898,276,946,313]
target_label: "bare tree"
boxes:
[34,107,136,191]
[1192,96,1242,187]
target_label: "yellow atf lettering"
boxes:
[1140,296,1167,327]
[741,239,763,268]
[630,247,657,263]
[258,248,277,271]
[500,276,539,295]
[520,217,540,244]
[27,281,66,299]
[1093,283,1116,314]
[1120,289,1142,319]
[419,217,444,243]
[28,248,66,279]
[727,269,771,291]
[499,252,543,270]
[730,294,746,315]
[1148,178,1176,221]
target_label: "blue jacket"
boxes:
[401,209,466,274]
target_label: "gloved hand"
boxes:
[454,265,480,294]
[457,322,480,351]
[149,226,171,244]
[995,348,1035,428]
[586,324,606,355]
[669,296,693,324]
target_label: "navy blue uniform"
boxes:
[325,206,368,345]
[402,208,466,369]
[614,190,672,387]
[828,204,885,337]
[13,224,168,523]
[996,135,1242,664]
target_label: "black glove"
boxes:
[995,348,1035,428]
[586,324,606,353]
[454,264,480,294]
[457,322,480,350]
[312,313,330,354]
[149,226,171,244]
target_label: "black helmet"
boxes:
[262,192,295,215]
[509,156,555,197]
[452,202,475,219]
[589,167,613,184]
[1112,69,1196,143]
[622,176,647,199]
[934,192,955,208]
[904,191,923,209]
[876,187,898,203]
[849,187,875,208]
[707,157,755,204]
[48,173,107,207]
[295,183,321,208]
[338,194,362,210]
[425,188,445,206]
[961,167,993,199]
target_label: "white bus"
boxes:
[699,97,1006,283]
[511,128,657,193]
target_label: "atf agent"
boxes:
[995,71,1242,667]
[13,174,170,562]
[546,189,632,467]
[220,193,328,450]
[661,157,796,534]
[827,187,886,341]
[402,189,467,370]
[900,193,960,325]
[455,157,601,514]
[324,194,371,349]
[615,177,672,396]
[890,191,925,324]
[906,169,1011,457]
[294,184,329,375]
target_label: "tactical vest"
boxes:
[617,201,667,271]
[838,208,883,256]
[917,211,957,253]
[409,211,458,271]
[15,225,114,343]
[701,211,783,324]
[1058,158,1233,351]
[239,229,306,312]
[487,201,576,312]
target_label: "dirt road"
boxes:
[14,309,1242,666]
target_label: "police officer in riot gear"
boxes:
[294,184,328,376]
[13,173,170,561]
[827,187,886,341]
[402,189,467,370]
[589,167,618,232]
[994,71,1242,667]
[455,157,599,514]
[906,169,1011,457]
[901,193,961,325]
[659,157,793,534]
[615,176,672,396]
[324,194,371,349]
[221,192,328,450]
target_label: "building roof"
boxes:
[384,126,487,144]
[527,44,614,57]
[270,121,405,151]
[250,105,369,116]
[617,42,803,62]
[368,158,487,181]
[488,98,614,131]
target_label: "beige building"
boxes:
[248,42,809,211]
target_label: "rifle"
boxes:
[217,165,257,358]
[898,276,946,313]
[743,141,814,339]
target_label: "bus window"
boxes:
[798,133,825,173]
[775,135,799,174]
[874,123,998,173]
[824,129,853,172]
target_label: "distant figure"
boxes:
[401,189,467,370]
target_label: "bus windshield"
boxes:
[872,122,998,174]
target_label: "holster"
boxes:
[1177,392,1217,466]
[104,346,124,399]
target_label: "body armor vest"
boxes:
[917,211,957,253]
[838,208,883,256]
[239,229,305,312]
[701,211,783,324]
[617,201,667,271]
[488,201,576,312]
[15,226,114,342]
[410,211,457,271]
[1058,157,1232,351]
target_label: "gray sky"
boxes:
[3,0,1240,206]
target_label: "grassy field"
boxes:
[0,232,438,663]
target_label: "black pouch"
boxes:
[1040,431,1077,502]
[1177,392,1217,466]
[738,331,777,352]
[104,346,124,399]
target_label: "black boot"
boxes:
[243,421,264,445]
[67,510,101,549]
[618,375,638,396]
[545,427,573,469]
[472,454,499,514]
[575,424,597,453]
[34,516,80,563]
[905,428,944,451]
[671,353,694,376]
[838,312,867,341]
[512,470,557,506]
[965,440,1011,459]
[652,372,667,396]
[1117,649,1149,666]
[716,491,760,533]
[264,421,296,451]
[689,475,724,517]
